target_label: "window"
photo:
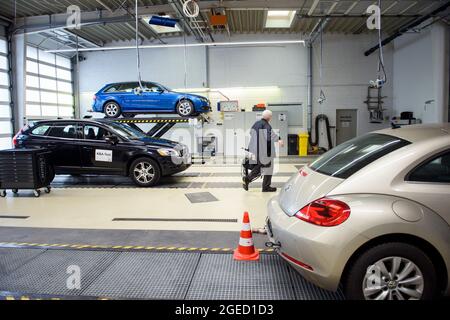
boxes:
[83,125,112,140]
[0,37,12,150]
[104,83,138,93]
[143,82,162,92]
[408,151,450,183]
[310,134,411,179]
[31,125,51,136]
[25,46,74,118]
[118,83,138,93]
[265,10,296,28]
[48,124,78,139]
[104,85,120,93]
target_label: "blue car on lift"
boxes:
[92,81,211,118]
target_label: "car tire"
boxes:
[176,99,195,117]
[343,242,437,300]
[129,157,161,187]
[104,101,122,118]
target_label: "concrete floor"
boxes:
[0,157,313,233]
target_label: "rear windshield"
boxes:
[309,133,410,179]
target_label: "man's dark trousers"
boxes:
[247,163,272,190]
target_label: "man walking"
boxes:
[243,110,284,192]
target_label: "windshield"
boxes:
[309,133,410,179]
[106,122,147,140]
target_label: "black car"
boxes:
[12,119,191,187]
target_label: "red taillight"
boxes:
[295,197,350,227]
[12,126,28,148]
[12,130,22,147]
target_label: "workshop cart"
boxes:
[0,148,53,198]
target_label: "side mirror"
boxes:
[157,88,165,94]
[105,135,119,145]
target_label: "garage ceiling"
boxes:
[1,0,449,47]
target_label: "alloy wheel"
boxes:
[105,103,119,117]
[133,161,155,184]
[178,101,192,116]
[363,256,424,300]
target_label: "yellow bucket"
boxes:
[298,132,309,156]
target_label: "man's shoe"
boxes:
[242,177,249,191]
[262,186,277,192]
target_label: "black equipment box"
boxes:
[288,134,299,155]
[0,148,53,197]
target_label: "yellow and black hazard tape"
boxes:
[0,242,276,253]
[115,118,189,124]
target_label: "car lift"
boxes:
[107,114,210,164]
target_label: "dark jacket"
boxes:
[248,119,279,166]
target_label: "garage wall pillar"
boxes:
[11,33,26,130]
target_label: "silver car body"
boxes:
[267,123,450,295]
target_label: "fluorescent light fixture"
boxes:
[267,11,291,17]
[265,10,296,28]
[173,86,280,92]
[143,15,181,34]
[45,40,306,53]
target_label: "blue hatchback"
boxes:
[92,81,211,118]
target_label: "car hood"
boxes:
[171,91,207,100]
[135,137,179,148]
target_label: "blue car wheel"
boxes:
[104,101,122,118]
[176,99,195,117]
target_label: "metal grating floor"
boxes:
[83,252,200,299]
[0,248,343,300]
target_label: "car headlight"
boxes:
[157,148,181,157]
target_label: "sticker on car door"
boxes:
[95,149,113,162]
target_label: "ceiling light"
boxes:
[267,11,291,17]
[265,10,296,28]
[45,40,306,53]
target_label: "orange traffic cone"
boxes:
[233,211,260,261]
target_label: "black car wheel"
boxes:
[129,157,161,187]
[343,242,437,300]
[104,101,121,118]
[176,99,195,117]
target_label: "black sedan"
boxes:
[13,119,191,187]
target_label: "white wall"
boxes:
[393,22,449,123]
[78,33,394,143]
[311,34,394,147]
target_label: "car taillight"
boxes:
[12,129,23,147]
[295,197,350,227]
[12,125,29,148]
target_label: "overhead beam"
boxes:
[96,0,114,13]
[308,0,320,16]
[364,0,450,56]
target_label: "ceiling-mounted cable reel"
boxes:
[183,0,200,18]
